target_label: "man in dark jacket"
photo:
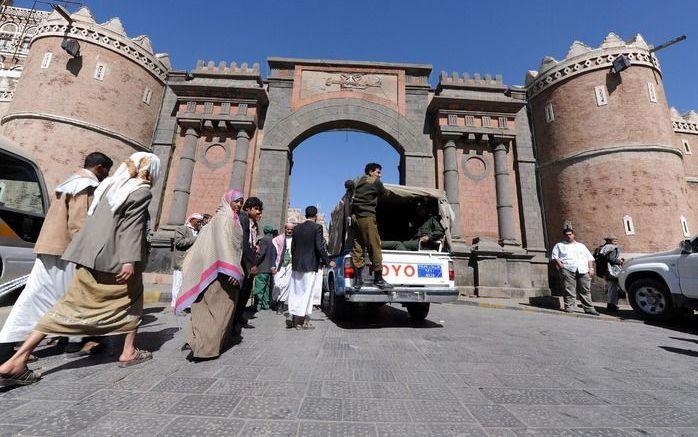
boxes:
[234,197,263,330]
[348,162,392,290]
[252,224,277,310]
[287,206,335,329]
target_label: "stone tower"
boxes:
[527,33,688,253]
[1,6,170,189]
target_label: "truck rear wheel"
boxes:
[406,303,430,320]
[323,276,346,320]
[628,278,675,322]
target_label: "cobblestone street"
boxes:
[1,302,698,436]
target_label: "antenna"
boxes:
[649,35,687,53]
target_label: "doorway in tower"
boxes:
[287,130,400,235]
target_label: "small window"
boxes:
[19,36,30,51]
[220,102,230,114]
[204,101,213,114]
[186,101,196,112]
[682,140,691,155]
[623,215,635,236]
[447,114,457,126]
[237,103,248,115]
[481,116,491,128]
[545,102,554,123]
[142,87,152,105]
[498,117,508,129]
[93,63,106,81]
[647,82,658,103]
[465,115,474,127]
[594,85,608,106]
[681,215,690,237]
[0,153,44,216]
[40,52,52,69]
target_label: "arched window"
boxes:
[0,23,18,34]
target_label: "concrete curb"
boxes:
[454,298,643,323]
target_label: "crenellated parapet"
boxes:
[194,60,260,76]
[438,71,505,91]
[671,107,698,134]
[525,33,659,99]
[32,6,170,82]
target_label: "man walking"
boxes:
[253,224,276,311]
[287,206,335,329]
[594,235,624,312]
[551,227,600,315]
[349,162,392,290]
[234,197,263,330]
[0,152,112,359]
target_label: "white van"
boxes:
[0,138,48,297]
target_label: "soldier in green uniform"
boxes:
[349,163,393,290]
[383,201,445,251]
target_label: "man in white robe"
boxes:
[0,152,112,358]
[272,223,294,313]
[287,207,334,329]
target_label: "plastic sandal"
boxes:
[117,349,152,368]
[0,368,42,386]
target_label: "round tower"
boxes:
[1,6,170,189]
[527,33,688,253]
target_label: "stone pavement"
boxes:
[1,302,698,436]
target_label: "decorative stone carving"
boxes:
[324,72,381,90]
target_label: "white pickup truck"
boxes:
[618,236,698,321]
[322,184,458,321]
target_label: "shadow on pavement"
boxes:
[328,304,443,329]
[659,345,698,357]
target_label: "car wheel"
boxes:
[628,278,675,322]
[405,303,430,320]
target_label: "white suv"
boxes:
[618,237,698,321]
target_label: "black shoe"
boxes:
[373,271,394,290]
[606,303,619,312]
[353,266,364,290]
[584,308,600,316]
[181,343,191,352]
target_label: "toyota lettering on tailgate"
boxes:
[381,263,443,278]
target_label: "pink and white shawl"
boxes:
[175,190,244,314]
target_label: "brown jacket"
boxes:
[33,173,95,256]
[173,224,196,270]
[62,188,151,274]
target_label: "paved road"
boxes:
[0,302,697,436]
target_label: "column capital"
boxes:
[442,138,457,149]
[178,119,202,133]
[235,128,250,140]
[488,135,513,149]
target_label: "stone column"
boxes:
[442,139,461,238]
[230,129,250,190]
[167,121,200,225]
[491,139,519,246]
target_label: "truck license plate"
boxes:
[418,264,442,278]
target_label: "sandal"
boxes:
[67,341,104,358]
[117,349,152,368]
[0,368,42,386]
[27,354,38,363]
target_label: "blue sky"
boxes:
[18,0,698,217]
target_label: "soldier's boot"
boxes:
[353,266,364,291]
[373,270,394,290]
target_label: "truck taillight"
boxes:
[448,261,455,281]
[344,261,354,278]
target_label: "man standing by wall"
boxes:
[288,206,334,329]
[272,223,294,313]
[234,197,263,330]
[551,228,600,315]
[349,162,392,290]
[594,235,624,312]
[0,152,113,359]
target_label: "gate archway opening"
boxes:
[288,130,400,226]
